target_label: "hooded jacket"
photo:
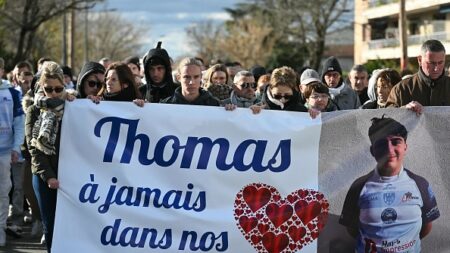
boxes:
[386,68,450,107]
[160,87,220,106]
[76,62,105,98]
[140,42,178,102]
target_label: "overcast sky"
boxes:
[95,0,241,60]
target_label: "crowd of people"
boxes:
[0,38,449,252]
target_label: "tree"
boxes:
[30,10,148,74]
[0,0,101,64]
[222,0,351,70]
[186,21,227,64]
[186,5,276,68]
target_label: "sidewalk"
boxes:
[0,222,46,253]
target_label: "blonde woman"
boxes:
[25,61,74,252]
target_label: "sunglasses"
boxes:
[273,94,293,100]
[238,82,257,89]
[43,86,64,93]
[87,80,103,88]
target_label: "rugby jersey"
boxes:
[339,168,440,253]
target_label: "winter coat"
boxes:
[386,68,450,107]
[160,87,220,106]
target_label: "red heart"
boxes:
[235,184,329,253]
[262,232,289,253]
[266,203,293,228]
[288,226,306,242]
[239,216,258,233]
[251,234,261,244]
[258,223,270,234]
[243,186,271,212]
[295,200,322,224]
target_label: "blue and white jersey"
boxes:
[340,168,440,253]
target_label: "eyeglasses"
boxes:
[43,86,64,93]
[309,94,329,100]
[238,82,257,89]
[87,80,103,88]
[272,94,293,100]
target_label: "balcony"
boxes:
[368,0,399,8]
[364,0,449,20]
[368,31,450,49]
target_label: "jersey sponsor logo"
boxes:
[383,192,395,205]
[381,239,416,252]
[362,192,379,202]
[401,192,419,202]
[381,208,397,224]
[383,183,395,191]
[382,239,400,247]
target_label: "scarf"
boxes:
[266,89,285,109]
[328,83,345,99]
[230,91,257,108]
[30,97,65,155]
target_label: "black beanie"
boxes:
[321,56,342,79]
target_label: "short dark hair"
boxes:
[368,115,408,144]
[303,81,330,99]
[421,39,446,55]
[378,69,401,87]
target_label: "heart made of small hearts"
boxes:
[234,183,329,253]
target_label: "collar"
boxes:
[374,166,404,182]
[418,67,445,88]
[328,83,345,99]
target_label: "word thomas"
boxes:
[94,117,292,172]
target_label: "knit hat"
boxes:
[300,69,320,85]
[321,56,343,80]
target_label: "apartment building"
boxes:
[354,0,450,64]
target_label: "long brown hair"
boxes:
[102,62,142,99]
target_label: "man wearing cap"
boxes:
[321,56,360,110]
[140,42,178,103]
[386,39,450,115]
[339,116,440,253]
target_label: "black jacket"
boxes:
[160,87,220,106]
[261,86,308,112]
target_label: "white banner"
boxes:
[52,100,323,253]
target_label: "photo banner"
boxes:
[52,100,323,253]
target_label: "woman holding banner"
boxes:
[25,61,74,252]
